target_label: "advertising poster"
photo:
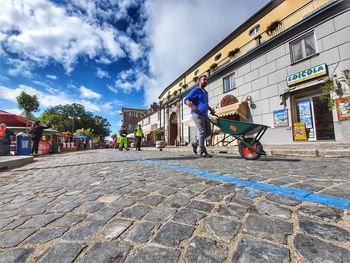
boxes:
[293,122,307,141]
[297,99,313,129]
[273,109,288,127]
[336,97,350,120]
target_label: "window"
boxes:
[128,111,138,117]
[249,25,260,36]
[128,124,134,132]
[290,32,317,63]
[223,73,236,93]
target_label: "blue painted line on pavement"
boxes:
[139,159,350,210]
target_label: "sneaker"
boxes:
[191,142,198,155]
[200,152,212,158]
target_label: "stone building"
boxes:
[121,107,148,135]
[157,0,350,145]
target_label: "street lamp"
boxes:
[68,116,81,133]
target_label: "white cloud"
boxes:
[80,86,101,99]
[0,0,142,73]
[3,108,22,115]
[46,74,57,80]
[0,84,113,114]
[113,68,148,94]
[7,59,34,78]
[0,84,72,107]
[142,0,270,105]
[96,68,110,79]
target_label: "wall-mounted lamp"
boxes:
[246,95,256,109]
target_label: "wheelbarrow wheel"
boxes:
[238,138,263,160]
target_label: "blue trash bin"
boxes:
[16,133,31,155]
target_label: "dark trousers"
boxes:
[31,140,39,154]
[136,136,142,150]
[192,113,211,153]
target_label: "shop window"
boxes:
[249,24,260,36]
[223,73,236,93]
[290,32,316,63]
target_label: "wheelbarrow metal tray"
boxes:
[216,118,268,136]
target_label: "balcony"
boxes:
[213,0,338,73]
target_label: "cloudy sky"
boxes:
[0,0,269,134]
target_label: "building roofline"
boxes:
[121,107,148,112]
[208,0,348,82]
[158,0,285,99]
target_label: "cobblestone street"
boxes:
[0,149,349,263]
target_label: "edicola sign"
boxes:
[287,64,327,86]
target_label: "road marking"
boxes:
[140,159,350,210]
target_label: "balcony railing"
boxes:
[161,0,338,103]
[214,0,338,71]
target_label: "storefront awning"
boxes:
[281,78,327,96]
[182,118,195,127]
[144,128,160,136]
[215,101,249,121]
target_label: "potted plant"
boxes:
[266,20,281,36]
[155,129,166,151]
[228,48,240,58]
[182,84,188,90]
[173,90,178,97]
[209,63,218,70]
[193,76,198,83]
[321,69,350,111]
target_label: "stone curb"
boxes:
[140,146,350,158]
[0,156,34,171]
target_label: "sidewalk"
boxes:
[144,141,350,158]
[0,155,34,171]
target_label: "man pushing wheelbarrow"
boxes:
[184,74,215,158]
[184,74,268,160]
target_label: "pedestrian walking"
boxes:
[134,124,144,151]
[29,121,51,156]
[0,123,15,156]
[118,125,129,151]
[184,74,215,157]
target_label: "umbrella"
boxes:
[73,135,90,139]
[0,110,34,127]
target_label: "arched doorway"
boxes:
[169,112,178,145]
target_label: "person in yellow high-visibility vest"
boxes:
[118,125,129,151]
[134,124,144,151]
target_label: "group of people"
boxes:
[112,74,213,156]
[113,124,144,151]
[0,120,51,156]
[2,75,214,157]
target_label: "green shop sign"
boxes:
[287,64,327,86]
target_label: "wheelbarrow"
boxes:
[208,114,269,160]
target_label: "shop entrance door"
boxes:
[312,96,335,140]
[296,95,334,141]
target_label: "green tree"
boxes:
[16,91,40,113]
[39,103,111,140]
[16,91,40,130]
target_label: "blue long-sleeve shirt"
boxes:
[184,86,209,116]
